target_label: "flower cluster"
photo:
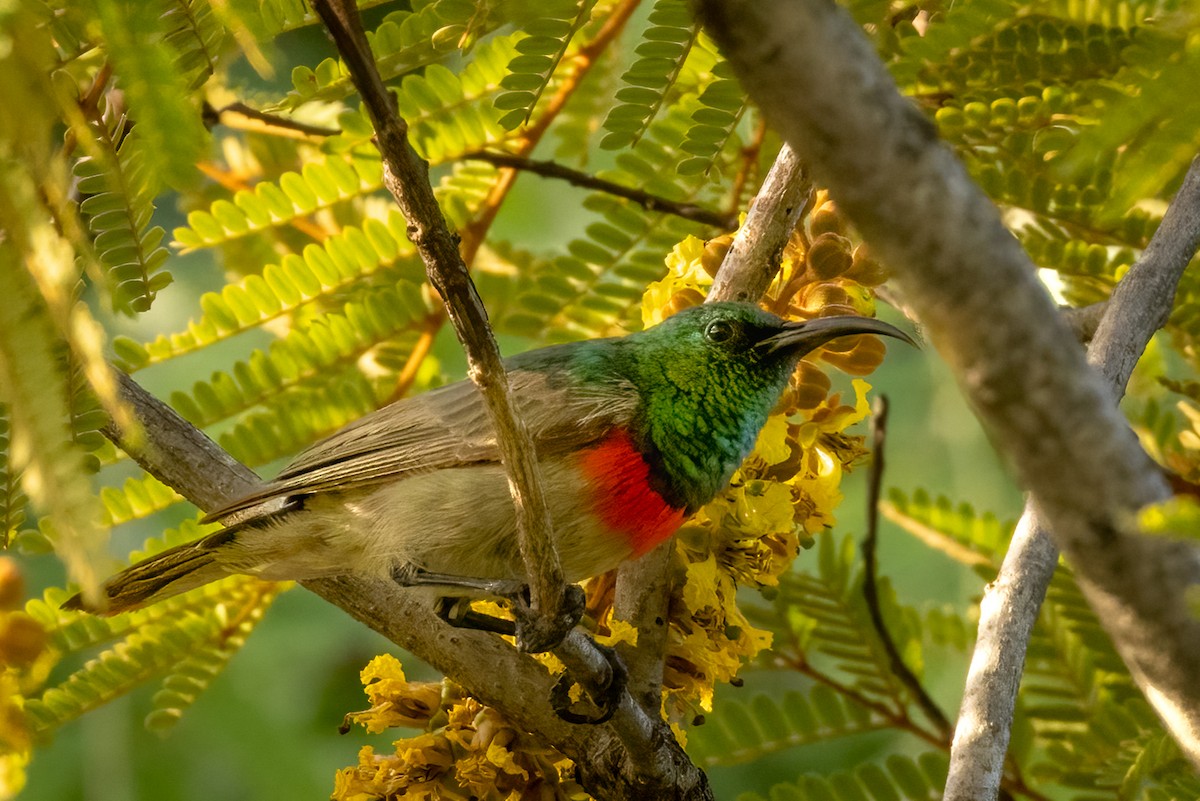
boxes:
[333,655,585,801]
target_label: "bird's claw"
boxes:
[509,583,586,653]
[434,597,516,636]
[433,583,586,653]
[550,640,627,725]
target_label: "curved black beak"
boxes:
[756,315,918,357]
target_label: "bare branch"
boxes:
[209,101,341,139]
[708,142,811,303]
[863,395,953,741]
[310,0,572,651]
[694,0,1200,769]
[946,154,1200,800]
[1061,301,1107,344]
[460,151,738,230]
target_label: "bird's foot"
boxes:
[508,583,586,654]
[550,636,627,725]
[434,597,517,636]
[398,563,584,652]
[433,589,625,725]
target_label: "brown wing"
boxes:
[203,366,637,523]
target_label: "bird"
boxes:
[65,301,912,616]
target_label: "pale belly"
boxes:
[218,460,640,584]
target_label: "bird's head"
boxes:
[634,301,915,384]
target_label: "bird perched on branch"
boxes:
[66,302,911,619]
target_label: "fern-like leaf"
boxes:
[881,488,1012,570]
[686,685,885,768]
[127,213,423,370]
[677,60,746,176]
[0,405,28,548]
[494,0,592,130]
[167,279,428,429]
[145,582,279,732]
[99,475,182,527]
[599,0,699,150]
[160,0,228,90]
[739,752,949,801]
[277,0,501,111]
[93,0,207,188]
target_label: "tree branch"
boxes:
[863,395,953,741]
[460,150,738,230]
[694,0,1200,770]
[310,0,572,651]
[708,142,811,304]
[945,155,1200,800]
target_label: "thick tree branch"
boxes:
[310,0,572,651]
[946,155,1200,800]
[695,0,1200,769]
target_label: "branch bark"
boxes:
[946,155,1200,800]
[310,0,571,651]
[708,142,811,304]
[695,0,1200,769]
[460,150,737,230]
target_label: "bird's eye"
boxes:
[704,319,736,344]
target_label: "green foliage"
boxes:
[738,753,949,801]
[600,0,700,150]
[686,686,886,768]
[92,0,208,189]
[74,103,172,315]
[495,0,593,129]
[0,405,29,548]
[277,0,503,111]
[23,522,278,738]
[881,488,1013,570]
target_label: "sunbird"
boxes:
[66,302,912,615]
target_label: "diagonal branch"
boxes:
[863,395,954,741]
[694,0,1200,771]
[310,0,571,651]
[945,154,1200,800]
[460,150,738,230]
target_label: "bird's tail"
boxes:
[61,533,233,615]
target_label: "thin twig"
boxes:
[461,150,737,229]
[862,395,954,741]
[310,0,571,651]
[212,101,341,139]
